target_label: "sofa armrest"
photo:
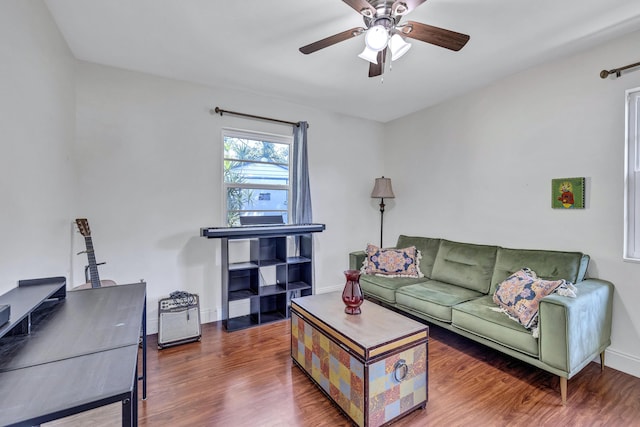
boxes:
[349,250,366,270]
[538,278,614,377]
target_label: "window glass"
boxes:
[223,130,291,226]
[624,88,640,261]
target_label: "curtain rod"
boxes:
[600,60,640,79]
[210,107,306,128]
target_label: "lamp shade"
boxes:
[371,177,395,199]
[358,46,379,64]
[364,25,389,51]
[389,34,411,61]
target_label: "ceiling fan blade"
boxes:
[392,0,427,15]
[342,0,376,17]
[299,27,364,54]
[403,21,470,51]
[368,49,387,78]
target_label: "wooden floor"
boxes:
[48,319,640,426]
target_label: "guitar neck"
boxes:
[84,236,101,288]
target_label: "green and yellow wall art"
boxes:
[552,177,585,209]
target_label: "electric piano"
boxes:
[200,223,325,239]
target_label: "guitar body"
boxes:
[74,218,116,289]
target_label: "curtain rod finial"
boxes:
[600,70,610,79]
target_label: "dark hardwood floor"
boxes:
[48,319,640,426]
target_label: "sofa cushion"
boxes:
[493,268,567,329]
[362,244,423,278]
[395,280,484,323]
[490,247,586,294]
[452,296,539,357]
[359,275,427,305]
[395,236,441,278]
[430,240,497,294]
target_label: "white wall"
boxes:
[73,62,385,331]
[0,1,76,293]
[384,29,640,377]
[5,0,640,379]
[0,0,385,336]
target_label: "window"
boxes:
[223,129,291,226]
[625,88,640,261]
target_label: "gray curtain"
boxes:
[292,121,312,224]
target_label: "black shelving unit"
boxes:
[216,230,321,332]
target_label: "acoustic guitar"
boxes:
[75,218,116,289]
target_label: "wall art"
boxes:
[552,177,585,209]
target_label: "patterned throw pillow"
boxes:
[362,244,423,278]
[493,268,566,329]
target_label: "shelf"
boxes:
[221,230,319,332]
[251,237,286,266]
[229,262,258,271]
[260,284,287,296]
[229,289,258,301]
[0,277,67,339]
[260,310,287,324]
[287,256,311,264]
[225,315,256,331]
[259,259,286,267]
[228,269,259,300]
[287,263,311,288]
[288,281,311,292]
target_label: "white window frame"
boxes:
[222,128,292,226]
[624,87,640,261]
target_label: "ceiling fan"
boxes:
[299,0,470,78]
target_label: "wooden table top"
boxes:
[0,282,145,372]
[291,291,427,353]
[0,282,146,426]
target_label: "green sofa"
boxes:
[349,235,614,405]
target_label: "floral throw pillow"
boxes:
[362,244,423,278]
[493,268,567,330]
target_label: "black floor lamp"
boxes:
[371,176,395,248]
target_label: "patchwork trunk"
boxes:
[291,293,428,427]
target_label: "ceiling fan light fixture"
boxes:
[389,34,411,61]
[364,25,389,52]
[358,46,379,64]
[298,1,470,78]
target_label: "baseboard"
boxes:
[316,284,344,294]
[199,307,217,324]
[605,347,640,378]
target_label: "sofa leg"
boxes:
[600,351,606,371]
[560,377,567,405]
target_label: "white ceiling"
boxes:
[44,0,640,123]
